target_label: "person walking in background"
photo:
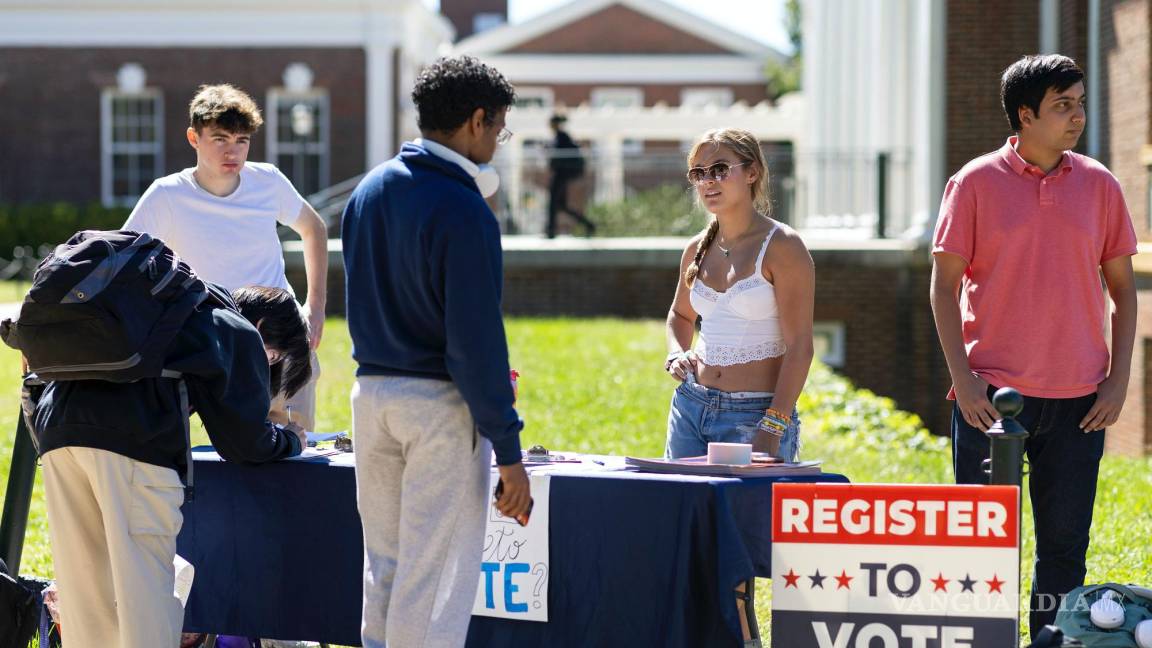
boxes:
[546,114,595,238]
[342,55,531,648]
[124,84,328,432]
[663,127,815,463]
[930,54,1137,639]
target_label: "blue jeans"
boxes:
[951,387,1103,639]
[665,376,800,461]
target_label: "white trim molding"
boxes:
[476,54,769,84]
[0,1,452,48]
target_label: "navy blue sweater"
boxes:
[341,142,523,465]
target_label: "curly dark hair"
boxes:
[411,56,515,133]
[231,286,312,399]
[1001,54,1084,131]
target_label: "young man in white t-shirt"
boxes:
[125,84,328,431]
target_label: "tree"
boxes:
[765,0,802,100]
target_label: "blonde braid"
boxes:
[684,218,719,287]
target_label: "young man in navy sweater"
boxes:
[342,56,530,648]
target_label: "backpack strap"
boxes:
[162,371,195,503]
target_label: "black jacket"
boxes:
[30,304,300,474]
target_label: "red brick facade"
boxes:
[1100,0,1150,238]
[441,0,508,40]
[0,47,367,204]
[508,4,730,54]
[944,0,1039,177]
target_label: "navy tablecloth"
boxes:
[177,451,847,647]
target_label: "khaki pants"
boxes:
[269,351,321,431]
[43,447,185,648]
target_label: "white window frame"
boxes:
[513,86,555,110]
[680,87,734,109]
[589,87,644,109]
[100,87,164,207]
[813,321,846,368]
[266,88,330,198]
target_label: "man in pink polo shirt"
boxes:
[931,54,1137,638]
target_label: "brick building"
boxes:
[0,0,451,206]
[803,0,1152,455]
[453,0,783,112]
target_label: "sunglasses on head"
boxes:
[686,161,747,185]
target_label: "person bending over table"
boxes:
[663,127,815,462]
[32,284,309,648]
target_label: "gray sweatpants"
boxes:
[352,375,491,648]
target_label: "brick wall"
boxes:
[1102,0,1150,238]
[508,5,729,54]
[945,0,1040,176]
[0,48,367,204]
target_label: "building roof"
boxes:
[455,0,783,61]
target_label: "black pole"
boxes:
[985,387,1028,486]
[876,151,889,239]
[0,409,38,574]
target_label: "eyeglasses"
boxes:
[496,127,513,146]
[686,161,747,185]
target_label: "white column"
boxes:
[366,9,399,167]
[596,135,625,205]
[1040,0,1061,54]
[1086,0,1101,159]
[506,140,525,232]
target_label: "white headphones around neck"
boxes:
[475,164,500,198]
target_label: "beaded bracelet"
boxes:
[757,407,790,436]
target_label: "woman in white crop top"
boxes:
[663,128,815,463]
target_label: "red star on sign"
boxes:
[782,569,800,588]
[834,570,853,590]
[986,574,1005,594]
[931,573,950,592]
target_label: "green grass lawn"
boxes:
[1,316,1149,646]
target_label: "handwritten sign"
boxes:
[771,483,1020,647]
[471,472,551,621]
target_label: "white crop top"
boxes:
[688,226,786,366]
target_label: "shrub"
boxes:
[586,184,709,237]
[0,203,131,256]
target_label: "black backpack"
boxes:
[0,230,232,500]
[0,558,49,648]
[1,230,226,381]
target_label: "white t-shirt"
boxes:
[124,162,305,292]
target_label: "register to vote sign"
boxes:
[472,472,551,622]
[771,484,1020,647]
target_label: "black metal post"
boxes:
[876,151,889,239]
[0,410,38,573]
[985,387,1028,486]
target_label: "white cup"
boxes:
[707,442,752,465]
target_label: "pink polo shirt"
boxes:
[932,136,1137,398]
